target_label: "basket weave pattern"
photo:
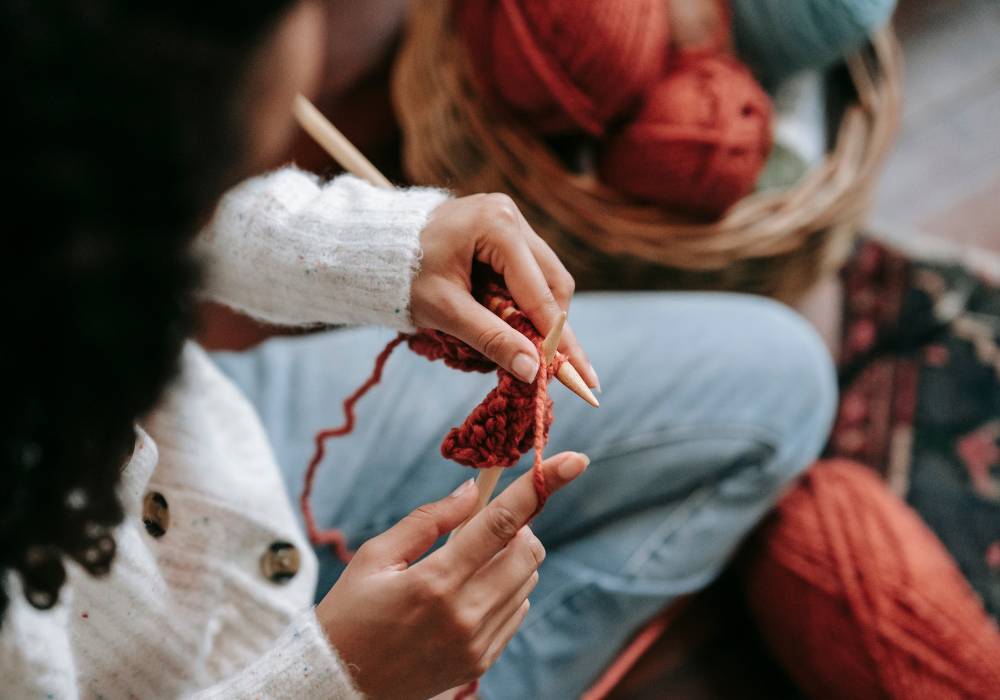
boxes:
[392,1,902,300]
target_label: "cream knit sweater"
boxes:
[0,167,450,699]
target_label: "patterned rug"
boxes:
[827,240,1000,620]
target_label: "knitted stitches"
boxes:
[302,282,562,562]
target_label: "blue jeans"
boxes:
[213,292,836,699]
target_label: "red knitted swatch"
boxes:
[301,282,562,563]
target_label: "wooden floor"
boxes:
[873,0,1000,254]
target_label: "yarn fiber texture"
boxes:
[598,53,773,216]
[301,281,560,562]
[742,460,1000,700]
[730,0,897,86]
[412,303,560,469]
[459,0,669,136]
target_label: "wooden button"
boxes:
[260,541,300,583]
[142,491,169,538]
[26,588,55,610]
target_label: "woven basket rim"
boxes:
[392,0,902,277]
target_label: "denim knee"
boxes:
[733,296,838,482]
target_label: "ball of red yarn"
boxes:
[742,460,1000,700]
[598,54,772,216]
[459,0,669,136]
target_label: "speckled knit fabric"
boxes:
[0,168,450,697]
[199,167,450,331]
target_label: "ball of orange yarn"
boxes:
[598,54,772,216]
[459,0,669,136]
[742,460,1000,700]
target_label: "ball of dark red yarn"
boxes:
[598,53,772,216]
[459,0,669,136]
[741,460,1000,700]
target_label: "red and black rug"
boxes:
[828,240,1000,620]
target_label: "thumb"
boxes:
[433,451,589,579]
[364,479,480,568]
[438,291,541,384]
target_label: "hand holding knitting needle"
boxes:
[317,451,589,700]
[293,95,600,405]
[412,194,598,397]
[449,309,569,538]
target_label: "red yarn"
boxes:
[459,0,669,136]
[440,330,557,471]
[742,460,1000,700]
[301,282,561,561]
[598,53,772,216]
[453,679,479,700]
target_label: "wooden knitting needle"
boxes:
[488,299,599,409]
[542,311,567,367]
[450,315,567,538]
[293,95,394,190]
[292,94,599,408]
[557,364,599,407]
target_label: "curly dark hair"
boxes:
[0,1,295,618]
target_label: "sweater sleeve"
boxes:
[196,166,451,331]
[192,609,363,700]
[0,575,79,698]
[0,582,361,700]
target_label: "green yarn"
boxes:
[731,0,896,87]
[755,143,810,192]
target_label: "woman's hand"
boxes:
[411,194,599,388]
[316,451,590,700]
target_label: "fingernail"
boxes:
[557,453,590,480]
[512,353,539,383]
[589,364,602,393]
[449,479,474,498]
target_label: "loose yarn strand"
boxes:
[301,284,561,563]
[530,357,551,514]
[453,679,479,700]
[299,292,563,700]
[300,333,407,562]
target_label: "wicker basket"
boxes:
[392,1,903,301]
